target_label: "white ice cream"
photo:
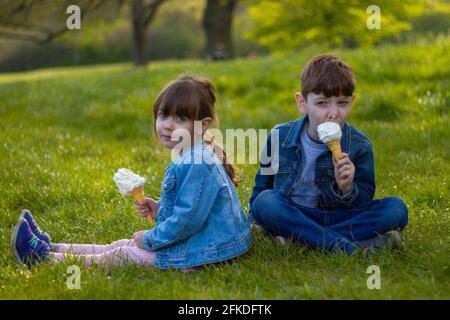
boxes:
[317,122,342,144]
[113,168,146,195]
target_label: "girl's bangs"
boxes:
[157,84,199,120]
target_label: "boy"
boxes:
[249,54,408,254]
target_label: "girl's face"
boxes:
[155,111,195,149]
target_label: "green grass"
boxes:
[0,37,449,299]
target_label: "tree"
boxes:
[0,0,118,44]
[202,0,237,60]
[130,0,166,65]
[0,0,167,66]
[245,0,440,51]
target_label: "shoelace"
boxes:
[28,235,40,249]
[28,218,44,235]
[35,225,44,235]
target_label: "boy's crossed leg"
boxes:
[252,190,357,254]
[252,190,408,254]
[327,197,408,241]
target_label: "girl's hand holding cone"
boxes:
[134,197,159,222]
[114,168,155,222]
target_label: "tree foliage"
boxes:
[0,0,123,44]
[245,0,448,50]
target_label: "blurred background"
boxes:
[0,0,449,72]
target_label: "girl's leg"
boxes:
[52,239,136,254]
[50,245,156,268]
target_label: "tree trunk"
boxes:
[131,0,148,66]
[203,0,236,60]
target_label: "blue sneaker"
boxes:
[11,218,50,267]
[19,209,51,245]
[356,230,403,255]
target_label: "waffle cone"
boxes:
[327,140,342,161]
[131,186,145,204]
[131,187,154,224]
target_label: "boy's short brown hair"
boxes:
[300,54,355,100]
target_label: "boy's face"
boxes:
[295,92,355,140]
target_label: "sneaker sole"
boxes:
[275,236,287,246]
[385,230,403,248]
[10,218,26,267]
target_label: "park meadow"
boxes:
[0,37,449,299]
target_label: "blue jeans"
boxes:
[252,190,408,254]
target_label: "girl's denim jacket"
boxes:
[144,141,252,269]
[249,116,376,219]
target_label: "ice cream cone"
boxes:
[131,187,155,224]
[132,186,145,204]
[317,122,342,160]
[327,140,342,161]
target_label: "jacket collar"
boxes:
[282,116,351,153]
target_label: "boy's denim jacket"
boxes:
[144,141,252,269]
[249,116,376,218]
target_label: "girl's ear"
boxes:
[201,117,213,134]
[295,92,307,115]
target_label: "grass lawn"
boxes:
[0,37,449,299]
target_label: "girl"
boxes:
[11,75,252,270]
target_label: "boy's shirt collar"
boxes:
[282,116,308,148]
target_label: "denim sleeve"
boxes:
[143,163,219,251]
[328,141,376,207]
[249,132,275,218]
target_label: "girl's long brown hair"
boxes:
[153,74,242,186]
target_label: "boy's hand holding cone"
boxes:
[114,168,155,224]
[317,122,355,193]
